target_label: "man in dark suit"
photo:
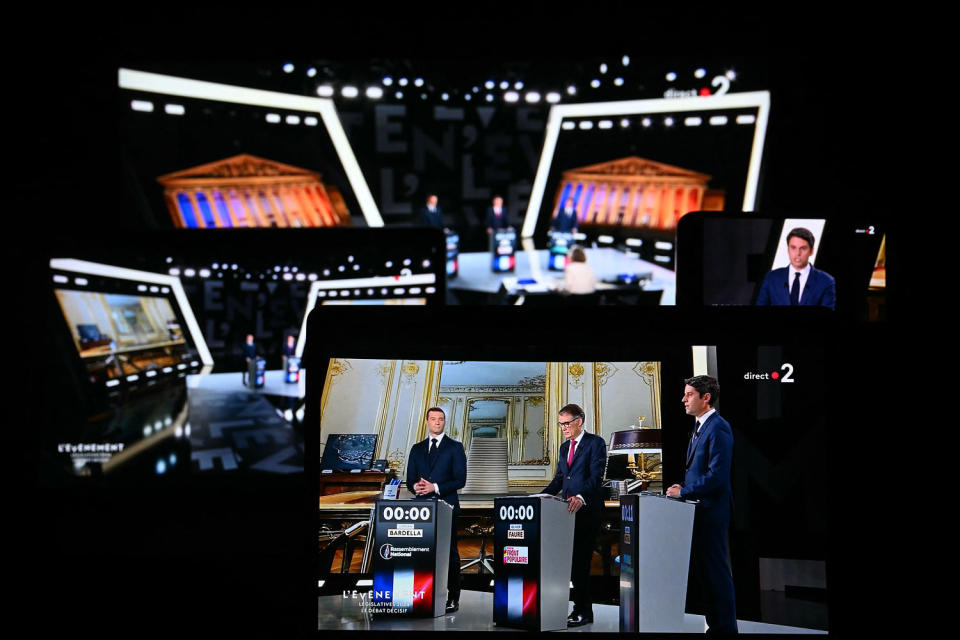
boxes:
[241,333,256,385]
[756,227,836,309]
[542,403,607,627]
[281,334,296,372]
[550,197,579,234]
[484,195,512,235]
[419,194,444,228]
[667,375,737,635]
[406,407,467,613]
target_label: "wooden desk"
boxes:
[318,471,388,499]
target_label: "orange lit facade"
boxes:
[157,154,350,228]
[551,156,724,230]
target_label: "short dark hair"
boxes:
[425,406,445,419]
[558,403,585,422]
[569,246,586,263]
[684,375,719,406]
[786,227,815,252]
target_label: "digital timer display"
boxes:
[380,505,433,522]
[498,504,535,521]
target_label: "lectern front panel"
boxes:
[493,498,540,629]
[619,494,696,632]
[371,499,450,617]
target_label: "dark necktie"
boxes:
[429,438,438,460]
[790,271,801,305]
[687,421,700,458]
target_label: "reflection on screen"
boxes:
[521,92,770,303]
[51,259,208,389]
[118,68,382,229]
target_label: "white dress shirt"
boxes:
[425,432,446,495]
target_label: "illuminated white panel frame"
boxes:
[691,346,709,376]
[295,273,437,358]
[118,68,384,227]
[522,91,771,238]
[770,218,827,270]
[49,258,213,366]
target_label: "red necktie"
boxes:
[565,439,577,499]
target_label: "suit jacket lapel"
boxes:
[801,267,813,302]
[806,266,823,300]
[568,433,589,471]
[686,414,716,467]
[561,439,571,472]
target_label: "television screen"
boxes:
[320,434,379,471]
[307,306,834,634]
[119,68,382,230]
[675,212,885,320]
[519,92,771,305]
[43,228,444,480]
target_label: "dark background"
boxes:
[14,5,903,637]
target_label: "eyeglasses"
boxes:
[557,417,582,427]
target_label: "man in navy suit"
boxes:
[756,227,836,309]
[419,194,444,228]
[484,195,512,235]
[241,333,257,385]
[406,407,467,613]
[542,403,607,627]
[667,376,738,634]
[550,198,579,234]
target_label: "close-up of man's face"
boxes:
[787,236,812,270]
[558,411,583,440]
[682,384,710,417]
[426,409,446,436]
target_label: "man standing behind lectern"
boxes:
[406,407,467,613]
[666,375,738,635]
[542,403,606,627]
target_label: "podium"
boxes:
[445,230,460,278]
[547,231,573,271]
[619,494,697,632]
[371,499,453,617]
[247,357,265,388]
[283,355,301,383]
[490,228,516,272]
[492,496,574,631]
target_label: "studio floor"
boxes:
[184,369,305,473]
